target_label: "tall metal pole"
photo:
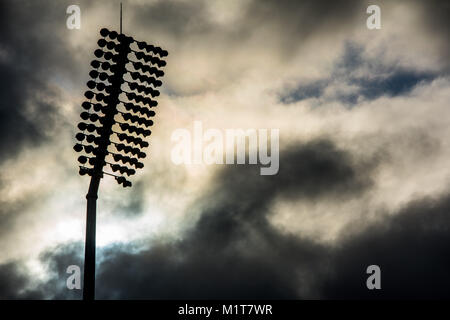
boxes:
[120,3,123,34]
[83,174,100,300]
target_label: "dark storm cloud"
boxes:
[416,0,450,68]
[5,139,450,299]
[131,0,210,39]
[9,191,450,299]
[125,0,371,96]
[95,166,450,299]
[417,0,450,32]
[0,2,82,287]
[38,242,83,299]
[128,0,449,53]
[125,0,448,98]
[0,262,36,299]
[243,0,364,47]
[130,0,365,51]
[0,242,83,299]
[88,139,449,299]
[0,0,89,163]
[92,139,376,299]
[321,194,450,299]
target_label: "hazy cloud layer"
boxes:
[0,0,449,299]
[3,140,449,299]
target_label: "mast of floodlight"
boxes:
[74,10,168,300]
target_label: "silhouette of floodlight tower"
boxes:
[73,27,168,300]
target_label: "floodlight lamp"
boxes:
[109,31,118,39]
[97,39,107,48]
[89,70,99,79]
[100,28,110,37]
[78,156,88,164]
[91,60,101,69]
[101,62,111,71]
[80,112,90,120]
[82,102,91,110]
[87,80,96,89]
[94,49,104,58]
[74,143,83,152]
[78,122,88,131]
[84,91,94,99]
[76,133,85,141]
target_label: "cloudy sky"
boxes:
[0,0,449,299]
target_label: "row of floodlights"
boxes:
[99,28,169,58]
[75,28,168,188]
[79,166,132,187]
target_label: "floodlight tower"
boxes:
[73,27,168,300]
